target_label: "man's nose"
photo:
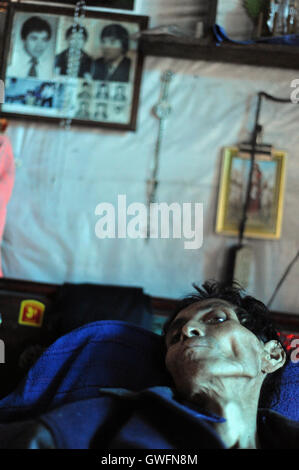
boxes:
[181,322,204,339]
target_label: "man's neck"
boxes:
[181,379,261,449]
[106,54,124,69]
[209,398,259,449]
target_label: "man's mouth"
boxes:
[182,338,209,351]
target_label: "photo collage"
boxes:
[3,10,141,125]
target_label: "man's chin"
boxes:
[169,356,245,383]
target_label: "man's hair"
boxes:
[21,16,52,41]
[163,280,289,409]
[39,81,54,92]
[65,24,88,42]
[100,24,129,54]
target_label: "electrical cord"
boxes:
[267,249,299,308]
[234,92,298,307]
[233,91,299,308]
[238,91,293,246]
[258,91,293,103]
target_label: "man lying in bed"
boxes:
[1,281,298,449]
[162,281,293,449]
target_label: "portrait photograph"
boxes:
[6,11,58,80]
[5,77,66,116]
[0,3,148,130]
[215,147,287,239]
[54,18,93,80]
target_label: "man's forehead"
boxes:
[175,298,235,318]
[28,31,49,38]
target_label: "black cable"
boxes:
[267,250,299,308]
[259,91,292,103]
[236,91,298,309]
[238,93,263,246]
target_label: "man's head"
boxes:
[40,82,54,95]
[96,102,106,110]
[78,101,89,113]
[21,16,52,59]
[163,281,288,408]
[65,24,88,51]
[100,24,129,62]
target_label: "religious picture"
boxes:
[1,3,148,130]
[215,147,287,239]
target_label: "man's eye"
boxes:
[205,314,226,324]
[240,315,252,326]
[169,332,180,344]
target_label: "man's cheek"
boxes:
[165,349,181,375]
[231,338,262,376]
[165,351,172,372]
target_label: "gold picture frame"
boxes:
[215,146,287,239]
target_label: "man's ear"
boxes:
[261,340,286,374]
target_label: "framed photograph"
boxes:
[0,3,148,130]
[34,1,135,10]
[215,146,287,239]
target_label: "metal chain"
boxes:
[146,70,174,238]
[60,0,87,130]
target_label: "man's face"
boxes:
[79,102,88,113]
[24,31,50,59]
[165,299,266,394]
[67,32,86,51]
[101,36,123,62]
[42,85,54,97]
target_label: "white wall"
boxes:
[1,1,299,314]
[2,55,299,315]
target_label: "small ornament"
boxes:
[18,300,45,327]
[244,0,268,20]
[243,0,270,37]
[146,71,174,239]
[60,0,87,129]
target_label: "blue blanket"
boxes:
[213,24,299,46]
[0,320,297,424]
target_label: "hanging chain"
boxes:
[60,0,87,130]
[146,70,174,238]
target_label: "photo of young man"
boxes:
[7,15,55,79]
[55,24,92,79]
[92,24,131,83]
[94,102,108,120]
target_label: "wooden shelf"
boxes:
[140,34,299,70]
